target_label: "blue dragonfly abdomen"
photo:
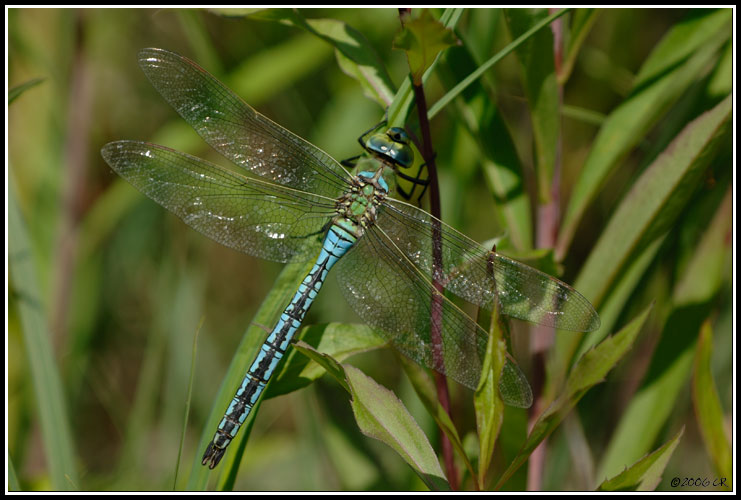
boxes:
[202,168,391,468]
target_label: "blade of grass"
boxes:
[9,174,79,490]
[428,8,571,119]
[8,77,46,104]
[503,8,559,204]
[596,184,732,481]
[186,260,314,490]
[557,9,732,257]
[174,318,204,490]
[8,455,21,491]
[563,95,731,366]
[692,320,732,484]
[558,9,599,85]
[439,40,532,251]
[597,428,684,491]
[495,306,651,489]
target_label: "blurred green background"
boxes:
[7,7,732,492]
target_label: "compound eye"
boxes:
[387,127,409,144]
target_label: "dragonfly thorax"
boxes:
[333,167,388,237]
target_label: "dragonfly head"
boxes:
[365,127,414,170]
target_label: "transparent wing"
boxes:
[334,223,532,406]
[377,199,601,333]
[499,354,533,409]
[137,47,351,199]
[101,141,336,263]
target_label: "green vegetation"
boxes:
[8,7,732,491]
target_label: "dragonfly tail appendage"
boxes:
[202,440,226,469]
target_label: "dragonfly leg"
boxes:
[340,154,362,168]
[356,119,387,149]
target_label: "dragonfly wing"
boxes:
[101,141,335,263]
[335,224,533,407]
[500,356,533,408]
[137,47,351,199]
[377,199,600,333]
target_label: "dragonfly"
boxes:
[101,48,600,470]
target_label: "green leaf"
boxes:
[473,311,507,489]
[9,176,79,490]
[387,8,463,127]
[346,365,449,491]
[558,8,732,256]
[294,342,450,491]
[394,9,459,84]
[565,307,650,395]
[504,8,559,203]
[569,236,664,363]
[8,77,45,104]
[706,39,732,99]
[439,43,532,251]
[594,313,691,484]
[308,17,396,107]
[633,9,731,87]
[428,8,570,120]
[292,341,351,392]
[247,7,460,127]
[692,320,732,483]
[565,94,731,362]
[8,451,21,491]
[596,187,732,481]
[560,104,606,126]
[254,9,396,107]
[266,323,386,398]
[673,187,733,305]
[495,306,651,489]
[598,428,684,491]
[399,355,477,485]
[559,9,599,84]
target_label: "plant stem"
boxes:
[527,9,565,491]
[411,80,459,491]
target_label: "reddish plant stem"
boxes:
[52,13,92,353]
[527,10,565,491]
[411,80,459,491]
